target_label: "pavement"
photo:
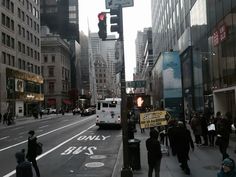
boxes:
[2,116,236,177]
[113,126,236,177]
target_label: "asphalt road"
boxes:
[0,114,122,177]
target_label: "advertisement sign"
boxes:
[140,111,168,128]
[15,79,24,92]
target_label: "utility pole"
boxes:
[97,4,133,176]
[116,6,133,177]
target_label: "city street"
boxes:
[0,114,122,177]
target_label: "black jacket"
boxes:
[146,137,162,166]
[26,136,37,161]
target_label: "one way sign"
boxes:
[105,0,134,9]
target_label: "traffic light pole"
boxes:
[118,6,133,177]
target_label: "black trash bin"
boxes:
[128,138,141,170]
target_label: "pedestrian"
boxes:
[200,112,209,146]
[39,110,43,119]
[146,128,162,177]
[26,130,40,177]
[172,121,194,175]
[207,115,216,147]
[15,149,33,177]
[217,158,236,177]
[216,114,231,160]
[190,113,202,145]
[167,119,178,155]
[0,112,2,123]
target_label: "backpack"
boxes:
[36,142,43,156]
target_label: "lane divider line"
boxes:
[0,117,94,152]
[3,124,95,177]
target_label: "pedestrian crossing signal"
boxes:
[98,12,107,40]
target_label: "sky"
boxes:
[79,0,152,81]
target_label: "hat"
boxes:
[222,158,234,169]
[28,130,35,135]
[15,149,25,163]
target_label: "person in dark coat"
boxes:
[190,113,202,145]
[172,121,194,175]
[146,129,162,177]
[26,130,40,177]
[216,115,231,160]
[217,158,236,177]
[15,149,33,177]
[200,112,209,146]
[167,119,178,155]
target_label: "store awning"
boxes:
[47,99,56,105]
[63,99,72,105]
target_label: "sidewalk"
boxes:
[113,127,236,177]
[0,113,69,130]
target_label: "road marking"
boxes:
[0,117,94,152]
[39,125,49,129]
[11,126,24,130]
[0,136,9,140]
[85,162,104,168]
[3,124,95,177]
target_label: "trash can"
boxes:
[128,138,141,170]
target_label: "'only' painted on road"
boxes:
[77,135,110,141]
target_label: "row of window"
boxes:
[18,24,40,47]
[17,8,40,33]
[2,0,14,13]
[43,55,55,63]
[19,0,39,6]
[2,52,15,67]
[18,0,39,19]
[2,32,15,49]
[1,13,14,31]
[18,58,40,74]
[18,41,40,61]
[47,82,69,93]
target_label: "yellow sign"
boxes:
[140,111,168,128]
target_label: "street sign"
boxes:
[140,111,168,128]
[105,0,134,9]
[126,80,146,88]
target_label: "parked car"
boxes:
[41,108,57,114]
[72,108,81,115]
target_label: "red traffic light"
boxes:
[98,12,106,21]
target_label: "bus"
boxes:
[96,98,121,129]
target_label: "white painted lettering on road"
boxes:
[3,124,95,177]
[77,135,110,141]
[61,146,97,156]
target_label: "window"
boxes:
[2,13,5,25]
[2,52,6,64]
[48,82,55,93]
[52,55,55,62]
[48,67,54,77]
[44,55,47,62]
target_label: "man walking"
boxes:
[26,130,40,177]
[172,121,194,175]
[146,128,162,177]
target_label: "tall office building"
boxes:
[151,0,236,117]
[40,0,79,42]
[0,0,43,116]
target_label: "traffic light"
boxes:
[110,7,122,33]
[98,12,107,40]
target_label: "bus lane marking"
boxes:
[60,135,111,156]
[3,124,95,177]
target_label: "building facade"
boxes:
[41,34,71,110]
[0,0,42,117]
[150,0,236,119]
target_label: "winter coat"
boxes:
[26,136,37,161]
[146,132,162,166]
[15,150,33,177]
[216,118,231,146]
[171,126,194,162]
[190,117,202,135]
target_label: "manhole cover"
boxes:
[90,155,106,159]
[85,162,104,168]
[203,165,219,170]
